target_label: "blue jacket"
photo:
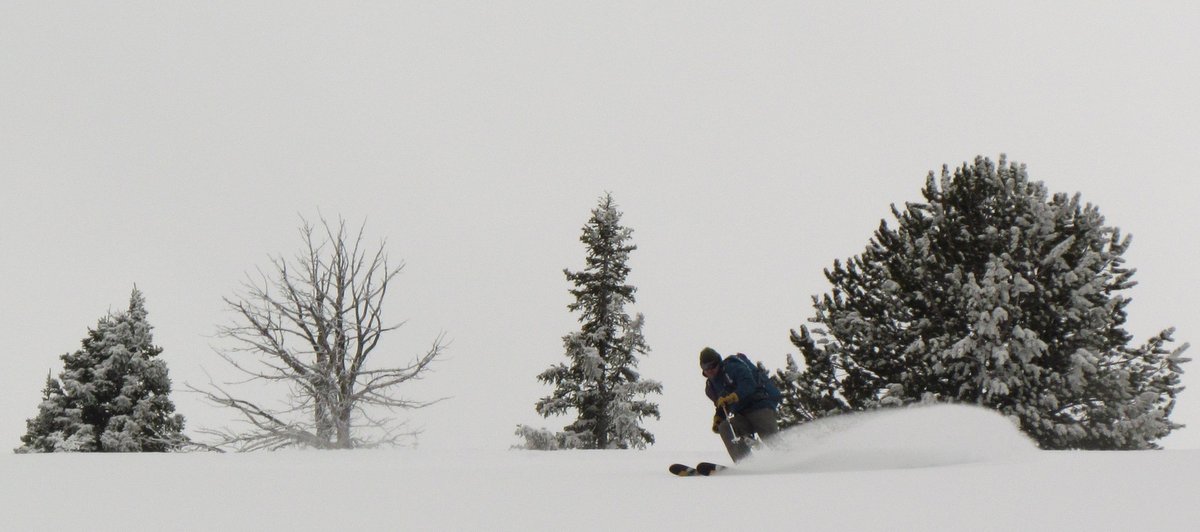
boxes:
[705,356,779,415]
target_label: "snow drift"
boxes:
[7,404,1197,531]
[738,403,1037,474]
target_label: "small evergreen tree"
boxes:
[771,355,806,429]
[526,193,662,449]
[510,426,584,451]
[16,373,72,452]
[782,156,1189,449]
[15,289,187,453]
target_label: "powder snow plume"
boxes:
[736,404,1038,474]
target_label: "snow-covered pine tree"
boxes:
[15,373,72,453]
[771,327,847,429]
[784,155,1189,449]
[531,193,662,449]
[771,355,809,429]
[15,288,187,453]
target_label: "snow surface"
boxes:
[6,405,1197,531]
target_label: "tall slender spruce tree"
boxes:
[531,193,662,449]
[780,156,1189,449]
[16,288,187,453]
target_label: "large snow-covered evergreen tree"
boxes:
[16,288,187,453]
[527,193,662,449]
[782,156,1189,449]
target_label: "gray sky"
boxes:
[3,1,1198,452]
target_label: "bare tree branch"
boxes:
[193,215,447,451]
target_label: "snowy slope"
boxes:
[6,405,1197,531]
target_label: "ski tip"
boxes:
[696,462,728,476]
[669,463,697,476]
[671,462,728,476]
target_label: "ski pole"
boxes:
[722,405,743,444]
[723,405,760,449]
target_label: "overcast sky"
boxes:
[3,1,1198,452]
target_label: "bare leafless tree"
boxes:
[192,216,445,451]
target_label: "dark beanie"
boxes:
[699,347,722,369]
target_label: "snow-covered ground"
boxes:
[6,405,1197,531]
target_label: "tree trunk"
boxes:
[336,406,353,449]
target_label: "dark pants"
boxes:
[718,407,779,462]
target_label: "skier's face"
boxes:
[702,365,719,379]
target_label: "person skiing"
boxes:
[700,347,781,462]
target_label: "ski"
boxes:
[669,463,697,476]
[696,462,727,476]
[668,462,728,477]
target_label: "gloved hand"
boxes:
[715,392,738,409]
[712,413,722,433]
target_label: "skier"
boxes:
[700,347,780,462]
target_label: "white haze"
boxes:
[2,1,1198,460]
[5,405,1196,531]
